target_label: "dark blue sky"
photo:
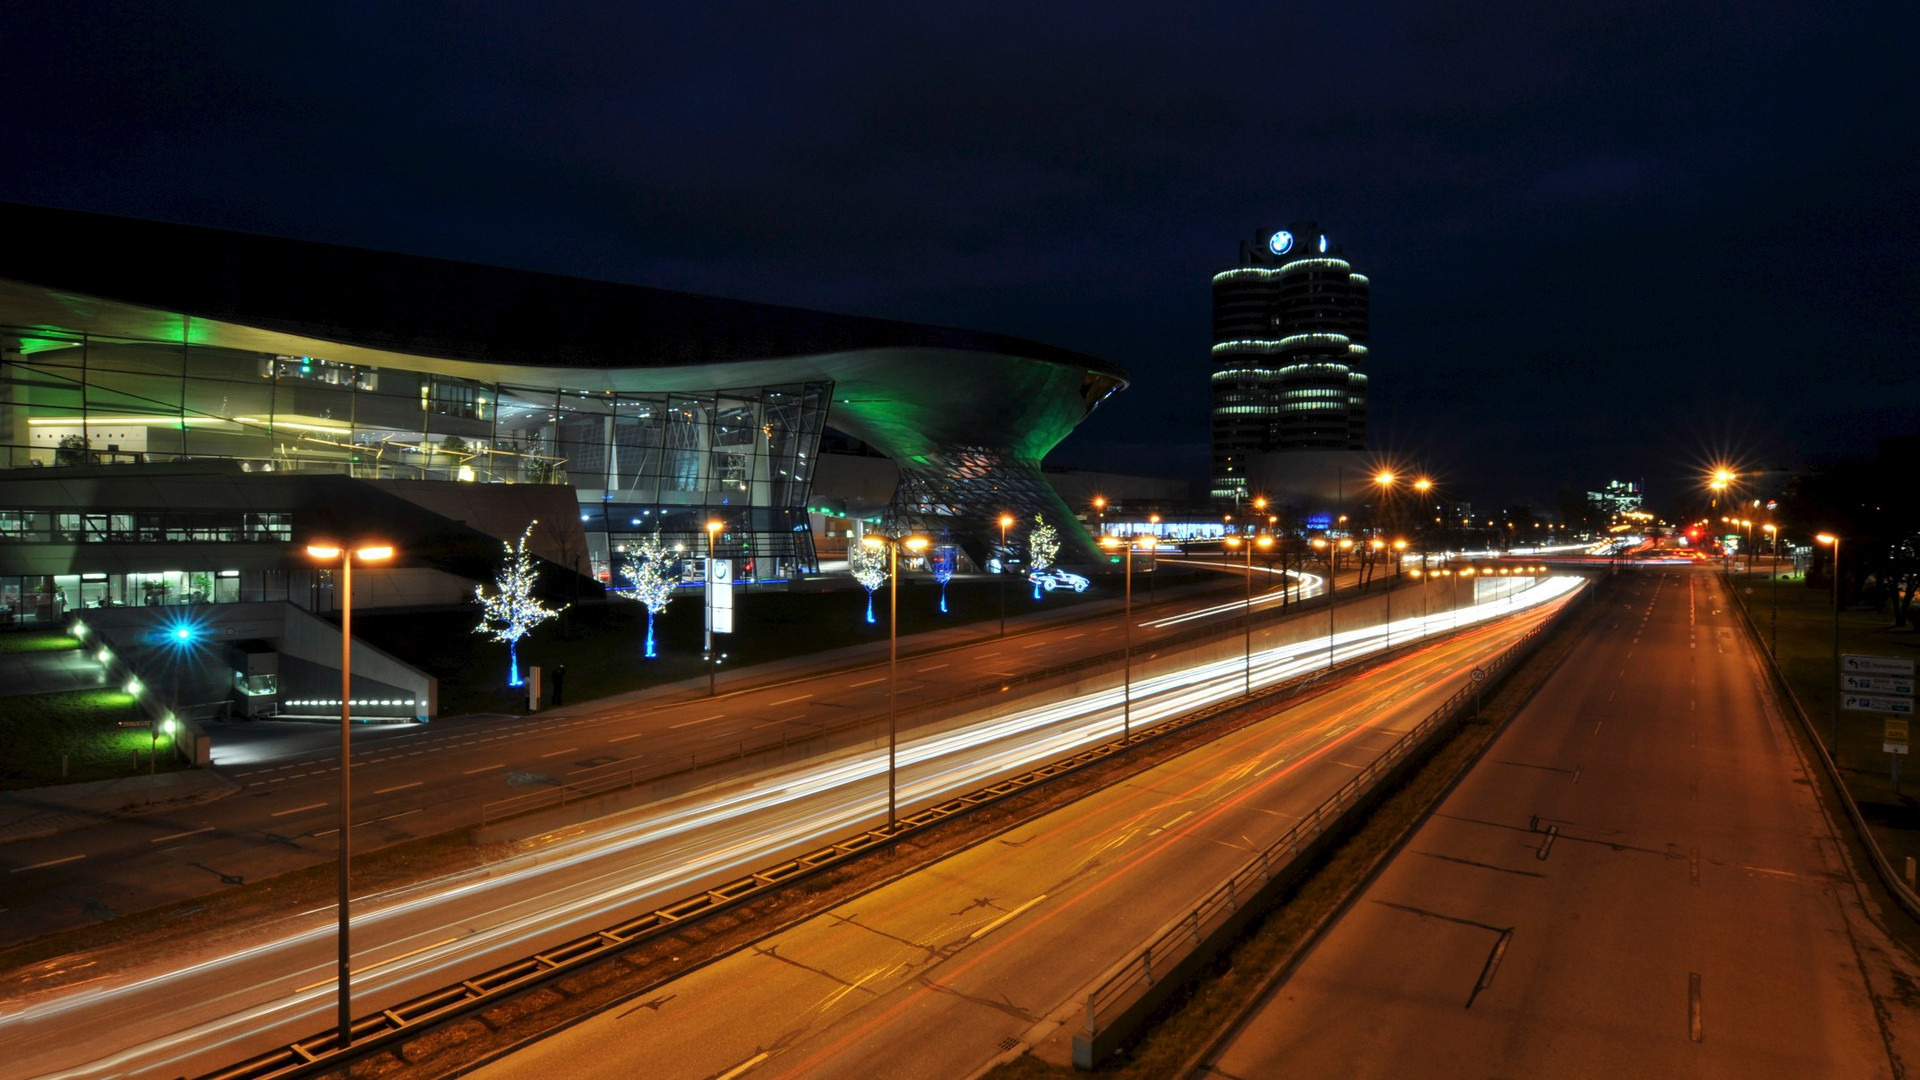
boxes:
[6,2,1915,508]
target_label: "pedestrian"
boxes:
[551,664,566,706]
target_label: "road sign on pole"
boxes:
[1845,674,1916,695]
[1843,654,1916,677]
[1845,694,1915,716]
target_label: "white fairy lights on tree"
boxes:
[618,530,676,659]
[850,539,889,624]
[474,521,566,686]
[1028,515,1060,599]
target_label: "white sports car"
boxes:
[1028,568,1090,593]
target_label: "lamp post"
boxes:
[1101,534,1150,740]
[997,513,1014,637]
[1818,532,1842,756]
[1146,514,1161,601]
[1763,523,1780,655]
[304,540,394,1050]
[1092,495,1107,539]
[863,532,929,829]
[705,519,723,696]
[1312,537,1353,671]
[1225,534,1273,697]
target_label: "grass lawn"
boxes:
[353,575,1117,718]
[0,687,184,789]
[1727,568,1920,868]
[0,629,82,655]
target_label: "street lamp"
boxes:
[998,512,1015,637]
[705,520,723,696]
[1818,532,1842,756]
[1763,523,1780,655]
[304,540,394,1050]
[1146,514,1161,601]
[863,532,929,829]
[1225,534,1273,697]
[1092,495,1107,538]
[1312,537,1354,671]
[1101,534,1152,740]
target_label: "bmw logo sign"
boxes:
[1268,230,1294,255]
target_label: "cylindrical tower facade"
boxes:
[1208,223,1370,503]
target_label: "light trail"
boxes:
[1,576,1582,1080]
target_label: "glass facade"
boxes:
[1,327,832,583]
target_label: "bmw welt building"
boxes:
[0,203,1125,626]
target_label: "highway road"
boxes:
[0,575,1574,1080]
[470,586,1580,1080]
[0,565,1324,943]
[1203,568,1920,1079]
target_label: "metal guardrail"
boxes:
[195,606,1389,1080]
[1071,594,1575,1068]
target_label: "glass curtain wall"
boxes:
[1,327,829,582]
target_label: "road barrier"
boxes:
[194,579,1567,1080]
[1069,587,1581,1068]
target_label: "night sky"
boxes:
[6,3,1915,509]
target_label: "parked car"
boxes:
[1028,568,1090,593]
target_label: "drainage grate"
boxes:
[996,1037,1020,1052]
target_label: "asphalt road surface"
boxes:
[469,593,1576,1080]
[0,565,1325,943]
[1204,569,1920,1079]
[0,576,1574,1080]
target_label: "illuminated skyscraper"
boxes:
[1209,222,1370,505]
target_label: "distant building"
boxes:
[1586,480,1644,519]
[1209,223,1370,510]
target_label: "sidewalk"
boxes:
[0,768,241,844]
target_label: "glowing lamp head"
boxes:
[1256,536,1274,549]
[1374,471,1395,486]
[861,535,886,550]
[905,536,929,552]
[1817,533,1837,545]
[999,514,1015,529]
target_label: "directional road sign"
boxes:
[1843,654,1916,677]
[1844,693,1915,715]
[1844,674,1916,695]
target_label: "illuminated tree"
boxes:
[617,531,676,658]
[474,521,567,686]
[850,539,888,624]
[1028,515,1060,600]
[929,546,956,613]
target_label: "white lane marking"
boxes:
[464,763,505,775]
[375,781,423,794]
[271,802,327,817]
[610,731,648,742]
[970,894,1048,940]
[150,826,214,843]
[539,747,579,758]
[715,1052,771,1080]
[10,854,85,873]
[916,663,950,673]
[769,694,813,706]
[670,714,725,729]
[850,678,886,688]
[372,808,423,824]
